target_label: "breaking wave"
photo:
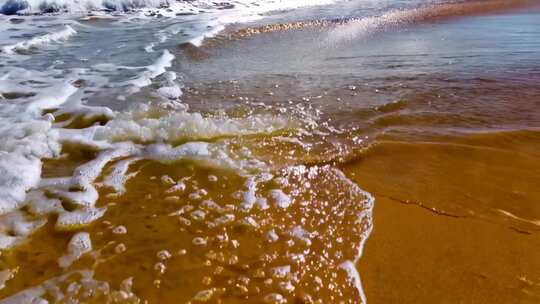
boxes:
[0,0,339,15]
[0,25,76,54]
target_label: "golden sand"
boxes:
[344,130,540,303]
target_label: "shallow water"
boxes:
[0,0,539,302]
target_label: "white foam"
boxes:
[58,232,92,268]
[0,153,43,214]
[188,24,225,47]
[239,176,258,211]
[157,85,183,100]
[127,50,174,91]
[103,157,141,194]
[271,265,291,279]
[25,190,64,216]
[45,143,137,210]
[157,71,183,100]
[56,207,107,231]
[52,91,115,128]
[1,0,167,14]
[1,0,340,15]
[72,144,137,190]
[0,211,46,249]
[1,25,77,55]
[288,226,312,246]
[0,78,77,217]
[144,42,155,53]
[95,103,294,143]
[0,96,292,244]
[0,92,292,244]
[266,229,279,242]
[269,189,292,209]
[340,260,367,304]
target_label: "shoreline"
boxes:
[189,0,540,51]
[0,0,539,302]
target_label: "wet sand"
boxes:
[345,131,540,303]
[1,158,372,303]
[357,196,540,303]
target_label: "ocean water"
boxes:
[0,0,539,302]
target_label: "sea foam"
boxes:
[1,0,339,15]
[1,25,76,54]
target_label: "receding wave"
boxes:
[0,61,374,302]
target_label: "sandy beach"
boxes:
[0,0,539,302]
[347,131,540,303]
